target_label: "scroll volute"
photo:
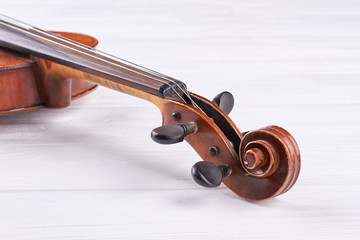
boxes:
[156,93,301,201]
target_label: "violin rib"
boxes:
[0,32,98,114]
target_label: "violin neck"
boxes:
[0,15,188,102]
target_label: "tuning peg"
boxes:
[191,161,232,188]
[212,91,234,115]
[151,122,197,144]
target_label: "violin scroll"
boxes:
[239,126,301,195]
[0,15,301,201]
[153,92,301,201]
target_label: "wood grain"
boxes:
[0,32,99,114]
[0,0,360,239]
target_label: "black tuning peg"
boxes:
[212,91,235,115]
[191,161,232,188]
[151,122,197,144]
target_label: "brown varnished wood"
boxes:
[0,28,301,201]
[158,94,300,201]
[34,57,160,107]
[50,31,99,47]
[0,31,98,114]
[0,48,41,113]
[0,31,159,113]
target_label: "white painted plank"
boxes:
[1,0,360,239]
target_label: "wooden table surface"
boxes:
[1,0,359,239]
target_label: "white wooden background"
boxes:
[1,0,360,239]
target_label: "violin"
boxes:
[0,14,300,201]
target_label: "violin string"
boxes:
[0,14,205,113]
[29,27,205,112]
[31,27,197,106]
[32,21,204,113]
[0,17,162,91]
[0,15,186,102]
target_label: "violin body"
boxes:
[0,32,97,114]
[0,16,301,201]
